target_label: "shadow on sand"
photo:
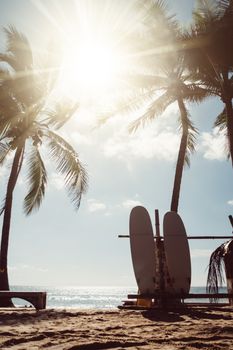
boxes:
[142,306,233,322]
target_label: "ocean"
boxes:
[10,286,228,309]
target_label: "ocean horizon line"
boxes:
[10,284,222,288]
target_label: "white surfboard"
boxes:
[129,206,156,294]
[163,211,191,294]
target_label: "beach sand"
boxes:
[0,306,233,349]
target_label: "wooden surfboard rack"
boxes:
[117,293,233,310]
[118,235,233,239]
[118,293,233,310]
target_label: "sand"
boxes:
[0,306,233,349]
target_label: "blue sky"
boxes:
[0,0,232,288]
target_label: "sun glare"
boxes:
[57,38,124,100]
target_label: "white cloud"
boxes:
[191,249,212,258]
[228,200,233,206]
[62,103,181,166]
[103,127,180,163]
[87,198,107,212]
[101,105,180,164]
[69,131,92,146]
[199,128,227,161]
[122,199,142,209]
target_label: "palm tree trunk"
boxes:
[223,240,233,305]
[0,146,24,306]
[222,72,233,167]
[224,99,233,167]
[170,98,188,213]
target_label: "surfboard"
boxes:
[129,206,156,294]
[163,211,191,294]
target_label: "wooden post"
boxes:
[223,239,233,305]
[155,210,165,306]
[229,215,233,229]
[225,216,233,305]
[155,210,160,238]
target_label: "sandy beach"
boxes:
[0,306,233,349]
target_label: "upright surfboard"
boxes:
[163,211,191,294]
[129,206,156,294]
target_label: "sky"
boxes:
[0,0,232,288]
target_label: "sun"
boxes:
[57,37,124,101]
[33,0,142,104]
[50,0,138,103]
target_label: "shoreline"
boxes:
[0,305,233,349]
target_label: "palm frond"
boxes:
[206,240,233,296]
[43,100,79,129]
[193,0,220,24]
[217,0,233,19]
[214,108,230,159]
[0,113,23,143]
[197,80,221,97]
[0,142,11,165]
[124,73,168,90]
[3,25,33,71]
[215,107,227,131]
[0,65,41,110]
[97,88,159,128]
[177,102,198,167]
[141,0,179,39]
[129,91,175,133]
[185,120,198,167]
[0,80,21,121]
[23,146,47,215]
[0,53,18,71]
[46,130,88,209]
[0,26,42,108]
[183,83,214,102]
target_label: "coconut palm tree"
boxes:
[0,26,88,305]
[182,0,233,165]
[123,1,211,212]
[129,60,207,213]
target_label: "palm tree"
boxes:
[129,59,212,212]
[182,0,233,165]
[0,26,88,305]
[124,1,210,212]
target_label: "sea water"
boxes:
[10,286,228,309]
